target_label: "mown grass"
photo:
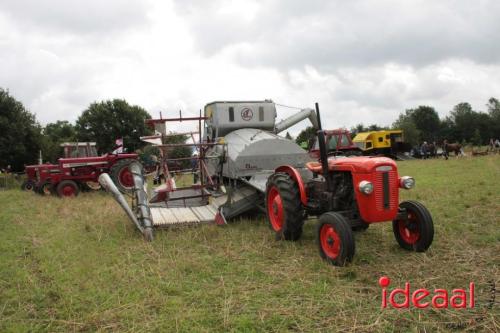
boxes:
[0,156,499,332]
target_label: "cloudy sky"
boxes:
[1,0,499,135]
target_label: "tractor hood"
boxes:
[328,156,397,173]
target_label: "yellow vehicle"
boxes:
[353,130,406,157]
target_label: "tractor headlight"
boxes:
[358,180,373,195]
[399,176,415,189]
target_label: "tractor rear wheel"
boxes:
[392,200,434,252]
[36,181,54,196]
[56,180,80,198]
[21,180,35,191]
[317,212,355,266]
[265,172,304,241]
[110,159,137,194]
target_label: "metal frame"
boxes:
[146,110,226,207]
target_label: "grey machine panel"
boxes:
[204,100,277,138]
[207,128,312,179]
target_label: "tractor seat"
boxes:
[306,161,328,174]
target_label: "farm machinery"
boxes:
[23,142,139,197]
[100,100,434,265]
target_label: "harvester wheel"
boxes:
[316,212,355,266]
[37,181,54,196]
[392,201,434,252]
[21,180,35,191]
[56,180,80,198]
[110,159,137,194]
[265,172,304,241]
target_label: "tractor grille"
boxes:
[374,170,397,211]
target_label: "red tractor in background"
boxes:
[266,104,434,265]
[23,142,139,197]
[308,128,362,158]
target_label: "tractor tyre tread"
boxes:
[392,200,434,252]
[110,158,138,194]
[265,172,304,241]
[316,212,355,266]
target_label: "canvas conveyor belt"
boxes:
[149,185,258,227]
[150,204,219,227]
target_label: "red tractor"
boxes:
[308,128,362,158]
[266,104,434,265]
[24,142,138,197]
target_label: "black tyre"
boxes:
[36,181,54,196]
[317,212,355,266]
[352,222,370,232]
[392,200,434,252]
[21,180,36,191]
[110,159,137,194]
[56,180,80,198]
[265,172,304,241]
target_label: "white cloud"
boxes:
[0,0,499,138]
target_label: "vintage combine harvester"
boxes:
[100,101,434,265]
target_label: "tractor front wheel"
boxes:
[317,212,355,266]
[21,180,36,191]
[36,181,54,196]
[392,200,434,252]
[110,159,137,194]
[265,173,304,241]
[56,180,80,198]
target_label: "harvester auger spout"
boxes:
[98,162,154,241]
[274,107,318,134]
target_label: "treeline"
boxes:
[351,99,500,146]
[0,88,153,171]
[2,87,499,171]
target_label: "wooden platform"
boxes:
[151,203,220,227]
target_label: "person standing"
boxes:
[191,154,199,184]
[420,142,428,159]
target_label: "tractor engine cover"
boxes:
[207,128,311,178]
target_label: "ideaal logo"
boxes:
[379,276,475,309]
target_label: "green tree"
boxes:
[41,121,77,162]
[76,99,152,154]
[295,126,317,148]
[0,88,43,171]
[392,113,421,146]
[448,102,492,144]
[164,133,192,169]
[487,97,500,139]
[405,106,440,142]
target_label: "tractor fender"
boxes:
[274,165,307,205]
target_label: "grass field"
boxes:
[1,156,499,332]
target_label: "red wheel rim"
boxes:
[397,212,420,244]
[267,186,284,231]
[61,185,75,197]
[320,224,341,259]
[119,167,134,188]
